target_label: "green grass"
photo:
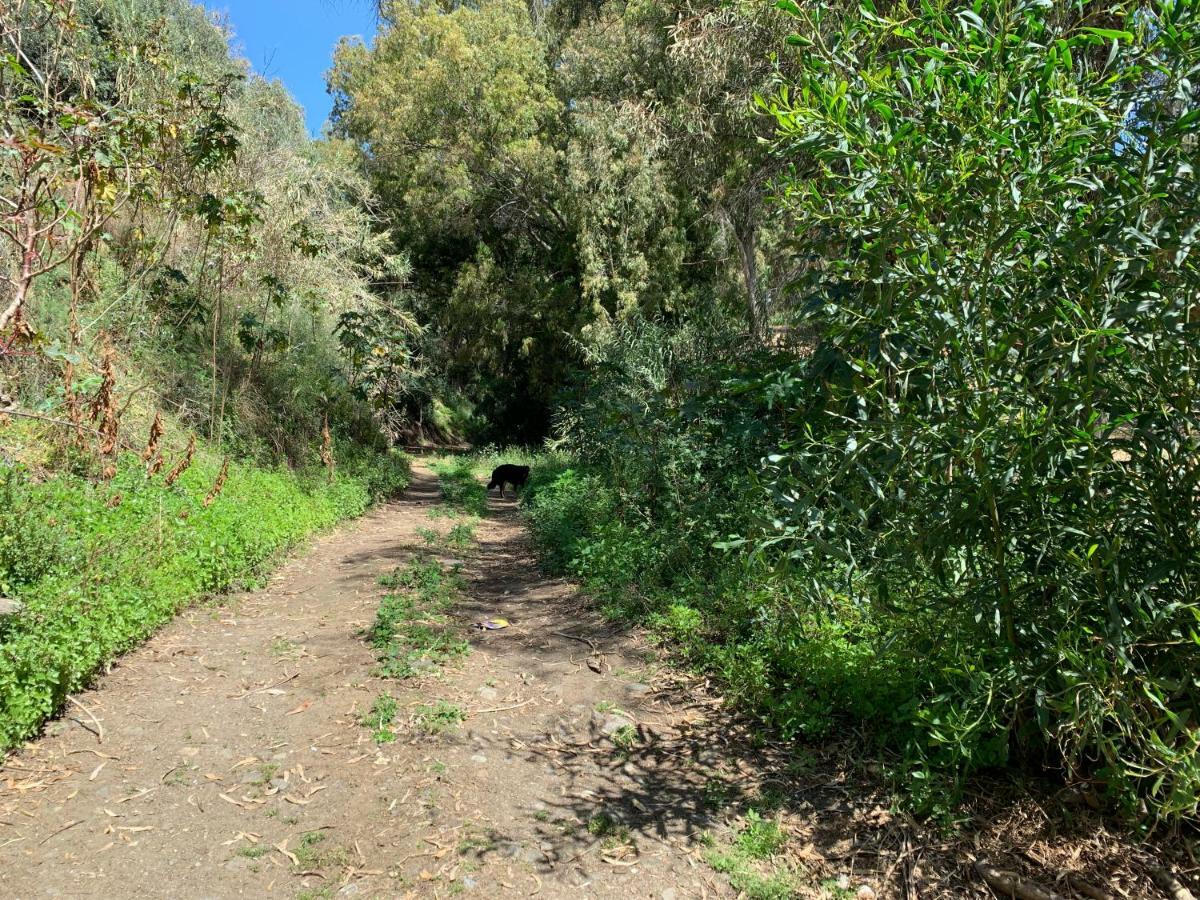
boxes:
[412,700,466,735]
[456,826,497,855]
[0,449,409,750]
[361,692,399,744]
[611,723,638,753]
[413,521,476,551]
[429,457,488,516]
[290,830,352,871]
[703,809,796,899]
[446,522,475,549]
[368,558,470,678]
[587,812,619,836]
[705,849,797,900]
[735,809,787,859]
[293,831,327,866]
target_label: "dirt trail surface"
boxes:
[0,465,750,899]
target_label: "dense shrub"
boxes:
[526,0,1200,829]
[430,457,489,516]
[0,450,408,748]
[758,0,1200,824]
[524,468,616,576]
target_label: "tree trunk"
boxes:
[718,203,767,342]
[0,210,38,337]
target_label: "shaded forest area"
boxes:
[3,0,1200,879]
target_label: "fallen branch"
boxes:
[551,631,598,651]
[0,408,109,439]
[67,696,103,743]
[975,861,1067,900]
[227,672,297,700]
[67,748,118,760]
[38,818,84,846]
[472,698,535,715]
[1150,865,1197,900]
[1065,875,1114,900]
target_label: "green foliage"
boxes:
[0,450,408,749]
[368,558,469,679]
[0,472,64,598]
[331,0,577,441]
[758,0,1200,825]
[705,808,797,897]
[523,467,616,576]
[586,812,619,837]
[734,810,787,860]
[361,693,399,744]
[445,523,475,550]
[704,849,796,900]
[4,0,407,464]
[610,724,638,754]
[412,700,466,736]
[431,458,488,517]
[523,0,1200,831]
[329,0,799,440]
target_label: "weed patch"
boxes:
[412,700,466,735]
[702,810,796,900]
[446,522,475,549]
[735,809,787,859]
[367,558,469,679]
[430,458,487,516]
[361,693,399,744]
[0,451,408,749]
[610,723,638,754]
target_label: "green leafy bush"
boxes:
[0,471,64,598]
[523,467,615,575]
[757,0,1200,824]
[0,449,408,749]
[525,0,1200,829]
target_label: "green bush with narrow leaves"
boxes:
[525,0,1200,829]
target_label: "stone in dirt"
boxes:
[597,713,633,735]
[0,597,23,616]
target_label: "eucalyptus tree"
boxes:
[552,0,801,338]
[330,0,583,438]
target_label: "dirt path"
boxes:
[0,465,739,899]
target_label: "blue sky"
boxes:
[205,0,378,136]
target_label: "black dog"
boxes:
[487,464,529,499]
